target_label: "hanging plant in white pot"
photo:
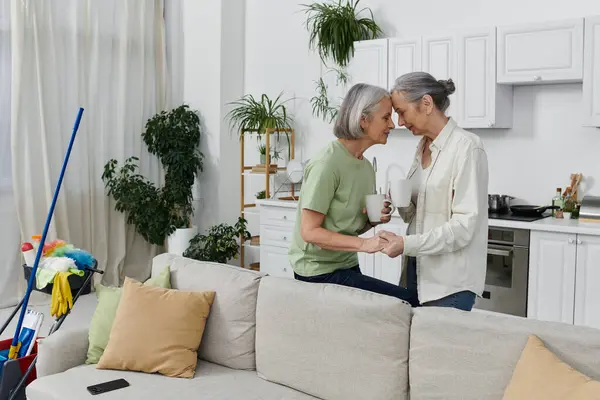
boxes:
[102,105,204,255]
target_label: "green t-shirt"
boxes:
[288,140,376,277]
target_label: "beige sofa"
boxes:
[26,254,600,399]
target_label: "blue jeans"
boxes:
[406,257,476,311]
[295,266,419,307]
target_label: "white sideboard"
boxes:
[257,199,405,285]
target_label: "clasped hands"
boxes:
[361,201,404,258]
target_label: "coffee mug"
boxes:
[365,194,396,223]
[387,179,412,208]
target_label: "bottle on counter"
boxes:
[563,187,576,219]
[552,187,563,218]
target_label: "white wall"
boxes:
[244,0,600,205]
[183,0,244,236]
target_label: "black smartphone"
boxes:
[86,378,130,395]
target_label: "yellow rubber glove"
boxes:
[50,272,73,318]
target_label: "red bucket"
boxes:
[0,337,41,399]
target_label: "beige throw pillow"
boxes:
[503,335,600,400]
[97,277,215,378]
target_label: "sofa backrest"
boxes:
[255,276,412,400]
[409,308,600,400]
[151,254,263,370]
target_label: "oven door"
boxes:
[474,243,529,317]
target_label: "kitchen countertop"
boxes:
[256,199,600,236]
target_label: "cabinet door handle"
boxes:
[568,238,575,244]
[282,215,287,220]
[577,239,582,245]
[533,75,542,81]
[282,236,287,241]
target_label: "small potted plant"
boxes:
[183,218,251,264]
[226,92,294,158]
[256,190,266,200]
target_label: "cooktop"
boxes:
[488,211,551,222]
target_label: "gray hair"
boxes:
[391,72,456,112]
[333,83,391,140]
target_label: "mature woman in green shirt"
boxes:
[288,83,417,306]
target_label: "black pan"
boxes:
[510,205,559,217]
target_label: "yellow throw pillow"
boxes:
[96,277,215,378]
[503,335,600,400]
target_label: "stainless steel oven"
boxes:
[474,227,529,317]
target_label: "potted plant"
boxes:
[302,0,383,122]
[302,0,383,68]
[256,190,266,200]
[183,217,251,264]
[226,92,294,157]
[102,104,204,254]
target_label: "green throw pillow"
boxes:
[85,266,171,364]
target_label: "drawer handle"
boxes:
[282,215,287,220]
[533,75,541,81]
[282,236,287,241]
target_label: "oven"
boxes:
[474,227,529,317]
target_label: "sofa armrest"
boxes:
[36,327,89,377]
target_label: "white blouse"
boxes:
[397,118,489,304]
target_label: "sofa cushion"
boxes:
[26,361,316,400]
[167,257,263,370]
[503,335,600,400]
[256,276,412,400]
[86,266,171,364]
[409,308,600,400]
[97,278,215,378]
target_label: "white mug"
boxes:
[365,194,396,223]
[387,179,412,208]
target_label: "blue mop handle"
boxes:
[8,107,84,359]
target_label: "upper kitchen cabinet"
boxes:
[583,16,600,127]
[457,28,513,128]
[388,37,422,128]
[422,34,457,117]
[496,18,584,84]
[344,39,388,96]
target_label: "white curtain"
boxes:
[10,0,176,287]
[0,0,20,308]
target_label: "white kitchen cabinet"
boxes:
[456,28,513,128]
[388,37,422,129]
[528,231,576,324]
[358,228,375,278]
[422,34,457,117]
[574,234,600,330]
[496,18,584,84]
[260,245,294,279]
[374,222,406,285]
[343,39,388,98]
[583,15,600,127]
[528,230,600,329]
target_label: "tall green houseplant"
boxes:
[102,104,204,246]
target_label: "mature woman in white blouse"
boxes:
[379,72,489,311]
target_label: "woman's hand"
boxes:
[378,231,405,258]
[362,200,394,227]
[359,233,389,254]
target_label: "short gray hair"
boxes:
[391,72,456,112]
[333,83,391,140]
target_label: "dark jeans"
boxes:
[295,266,419,307]
[406,256,476,311]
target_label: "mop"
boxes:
[7,107,84,360]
